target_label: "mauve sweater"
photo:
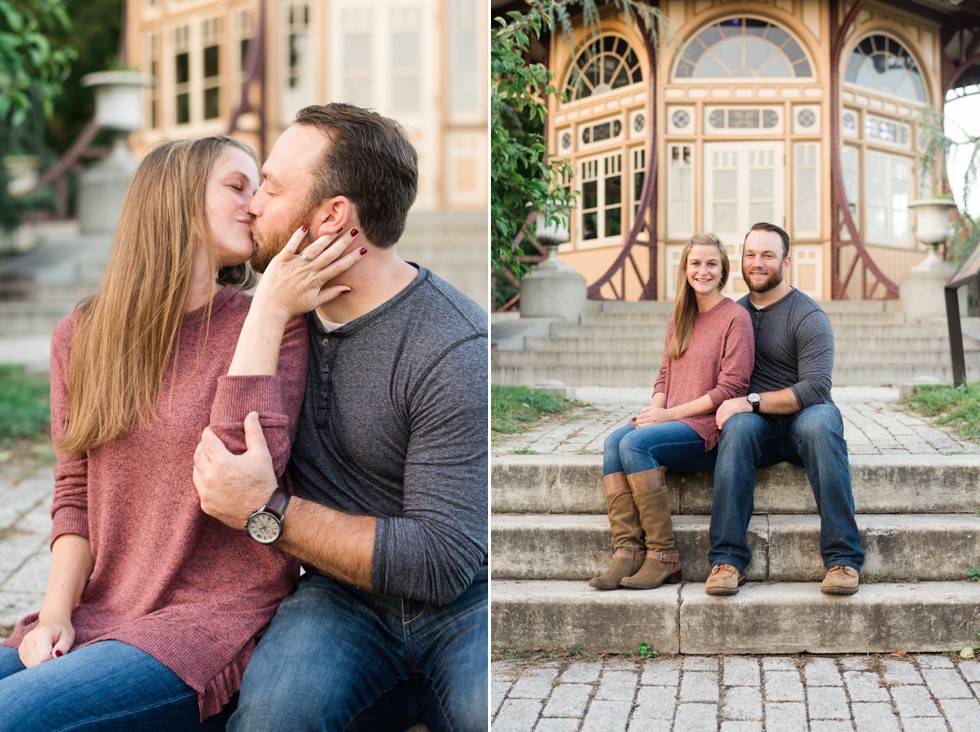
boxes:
[2,287,306,720]
[653,297,755,451]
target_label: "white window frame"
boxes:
[666,143,694,241]
[865,149,912,248]
[576,152,624,247]
[703,141,785,247]
[792,142,820,239]
[279,2,313,126]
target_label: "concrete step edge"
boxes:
[490,366,980,388]
[490,513,980,583]
[490,580,980,654]
[490,455,980,515]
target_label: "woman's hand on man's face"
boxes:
[253,226,366,321]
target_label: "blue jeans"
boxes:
[0,640,232,730]
[603,421,716,476]
[709,405,865,573]
[229,566,488,732]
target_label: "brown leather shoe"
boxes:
[821,565,860,595]
[705,564,745,596]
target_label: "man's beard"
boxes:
[742,265,783,294]
[250,209,315,273]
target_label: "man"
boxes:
[706,222,864,597]
[193,104,488,730]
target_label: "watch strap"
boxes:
[263,488,290,519]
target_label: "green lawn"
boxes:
[0,365,50,443]
[900,381,980,441]
[491,385,578,434]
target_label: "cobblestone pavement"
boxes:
[492,386,980,457]
[0,457,52,633]
[6,386,980,727]
[491,386,980,730]
[493,653,980,731]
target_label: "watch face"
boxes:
[247,511,282,544]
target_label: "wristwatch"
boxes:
[747,393,761,413]
[246,488,290,544]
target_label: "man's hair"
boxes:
[745,222,790,259]
[294,103,418,248]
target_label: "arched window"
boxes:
[841,35,926,248]
[845,35,925,102]
[674,17,812,79]
[563,35,642,101]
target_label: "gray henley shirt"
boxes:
[738,287,835,408]
[288,265,488,606]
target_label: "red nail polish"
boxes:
[54,650,63,657]
[301,225,308,233]
[350,228,359,237]
[359,247,367,256]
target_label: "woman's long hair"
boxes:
[59,136,258,455]
[666,233,730,360]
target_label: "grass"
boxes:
[490,645,601,662]
[900,382,980,441]
[0,365,50,444]
[491,385,578,434]
[635,642,658,659]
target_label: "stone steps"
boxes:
[547,322,960,339]
[525,335,972,353]
[581,299,899,315]
[0,211,488,339]
[493,348,980,368]
[491,362,980,387]
[0,301,78,336]
[491,299,980,386]
[491,453,980,654]
[491,513,980,582]
[491,455,980,515]
[578,311,912,326]
[398,210,487,310]
[491,580,980,654]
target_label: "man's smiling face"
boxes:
[741,228,788,294]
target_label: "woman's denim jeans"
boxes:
[0,640,231,730]
[603,421,715,477]
[708,404,865,573]
[229,566,489,732]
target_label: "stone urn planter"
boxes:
[81,70,155,132]
[77,71,154,235]
[901,197,963,321]
[908,197,958,272]
[519,212,585,322]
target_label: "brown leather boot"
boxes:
[619,467,682,589]
[589,472,645,590]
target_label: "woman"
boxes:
[590,233,754,591]
[0,137,360,728]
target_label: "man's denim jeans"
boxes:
[230,566,488,732]
[709,404,865,573]
[603,422,715,476]
[0,640,230,730]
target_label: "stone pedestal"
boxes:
[77,137,139,236]
[900,258,966,322]
[519,247,586,322]
[77,71,154,237]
